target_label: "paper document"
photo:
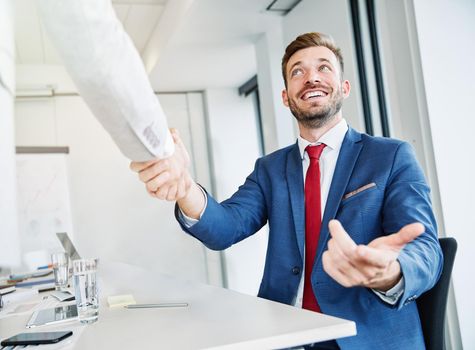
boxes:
[1,287,38,306]
[36,0,174,161]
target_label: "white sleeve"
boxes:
[372,276,405,305]
[36,0,174,161]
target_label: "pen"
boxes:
[125,303,188,309]
[37,264,53,270]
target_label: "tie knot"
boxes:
[306,143,326,160]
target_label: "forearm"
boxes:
[177,182,206,219]
[383,142,442,300]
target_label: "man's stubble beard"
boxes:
[288,87,343,129]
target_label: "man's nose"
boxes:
[306,69,322,84]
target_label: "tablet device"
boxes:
[26,304,78,328]
[1,331,73,346]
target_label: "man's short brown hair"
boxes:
[281,32,344,87]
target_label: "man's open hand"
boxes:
[322,220,424,291]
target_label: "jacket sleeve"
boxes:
[382,142,443,309]
[175,159,268,250]
[36,0,174,161]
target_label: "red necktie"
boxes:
[303,143,326,312]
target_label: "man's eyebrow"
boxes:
[288,60,303,73]
[318,58,333,66]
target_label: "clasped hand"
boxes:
[322,220,424,291]
[130,129,192,201]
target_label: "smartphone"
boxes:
[1,331,73,346]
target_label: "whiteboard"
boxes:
[16,149,74,270]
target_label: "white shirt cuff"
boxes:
[161,130,175,158]
[178,186,207,228]
[372,276,405,305]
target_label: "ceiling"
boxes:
[14,0,168,64]
[14,0,284,91]
[151,0,283,91]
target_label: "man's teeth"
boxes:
[303,91,326,100]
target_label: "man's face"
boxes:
[282,46,350,129]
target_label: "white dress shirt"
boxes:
[36,0,174,161]
[182,119,403,306]
[294,118,348,307]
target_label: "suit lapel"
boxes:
[286,142,305,260]
[315,127,363,265]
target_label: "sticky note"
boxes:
[107,294,136,308]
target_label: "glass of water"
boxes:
[72,258,99,324]
[51,252,69,291]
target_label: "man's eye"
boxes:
[291,68,303,77]
[319,65,331,72]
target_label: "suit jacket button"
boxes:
[292,267,300,275]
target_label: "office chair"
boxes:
[417,237,457,350]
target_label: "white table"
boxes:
[0,262,356,349]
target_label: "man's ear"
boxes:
[342,80,351,98]
[282,89,289,107]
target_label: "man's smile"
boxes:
[301,89,328,101]
[298,84,331,102]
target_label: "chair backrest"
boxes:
[416,237,457,350]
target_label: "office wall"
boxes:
[255,25,296,153]
[411,0,475,348]
[14,78,213,283]
[204,88,267,295]
[0,0,21,267]
[15,152,75,271]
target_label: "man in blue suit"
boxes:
[131,32,443,349]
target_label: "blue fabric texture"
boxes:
[175,127,443,350]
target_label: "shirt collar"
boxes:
[297,118,349,160]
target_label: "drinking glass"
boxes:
[51,252,69,291]
[72,258,99,324]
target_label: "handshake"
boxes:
[130,129,191,201]
[130,129,205,219]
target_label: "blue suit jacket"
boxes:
[176,127,443,349]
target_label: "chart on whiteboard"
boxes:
[16,153,74,268]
